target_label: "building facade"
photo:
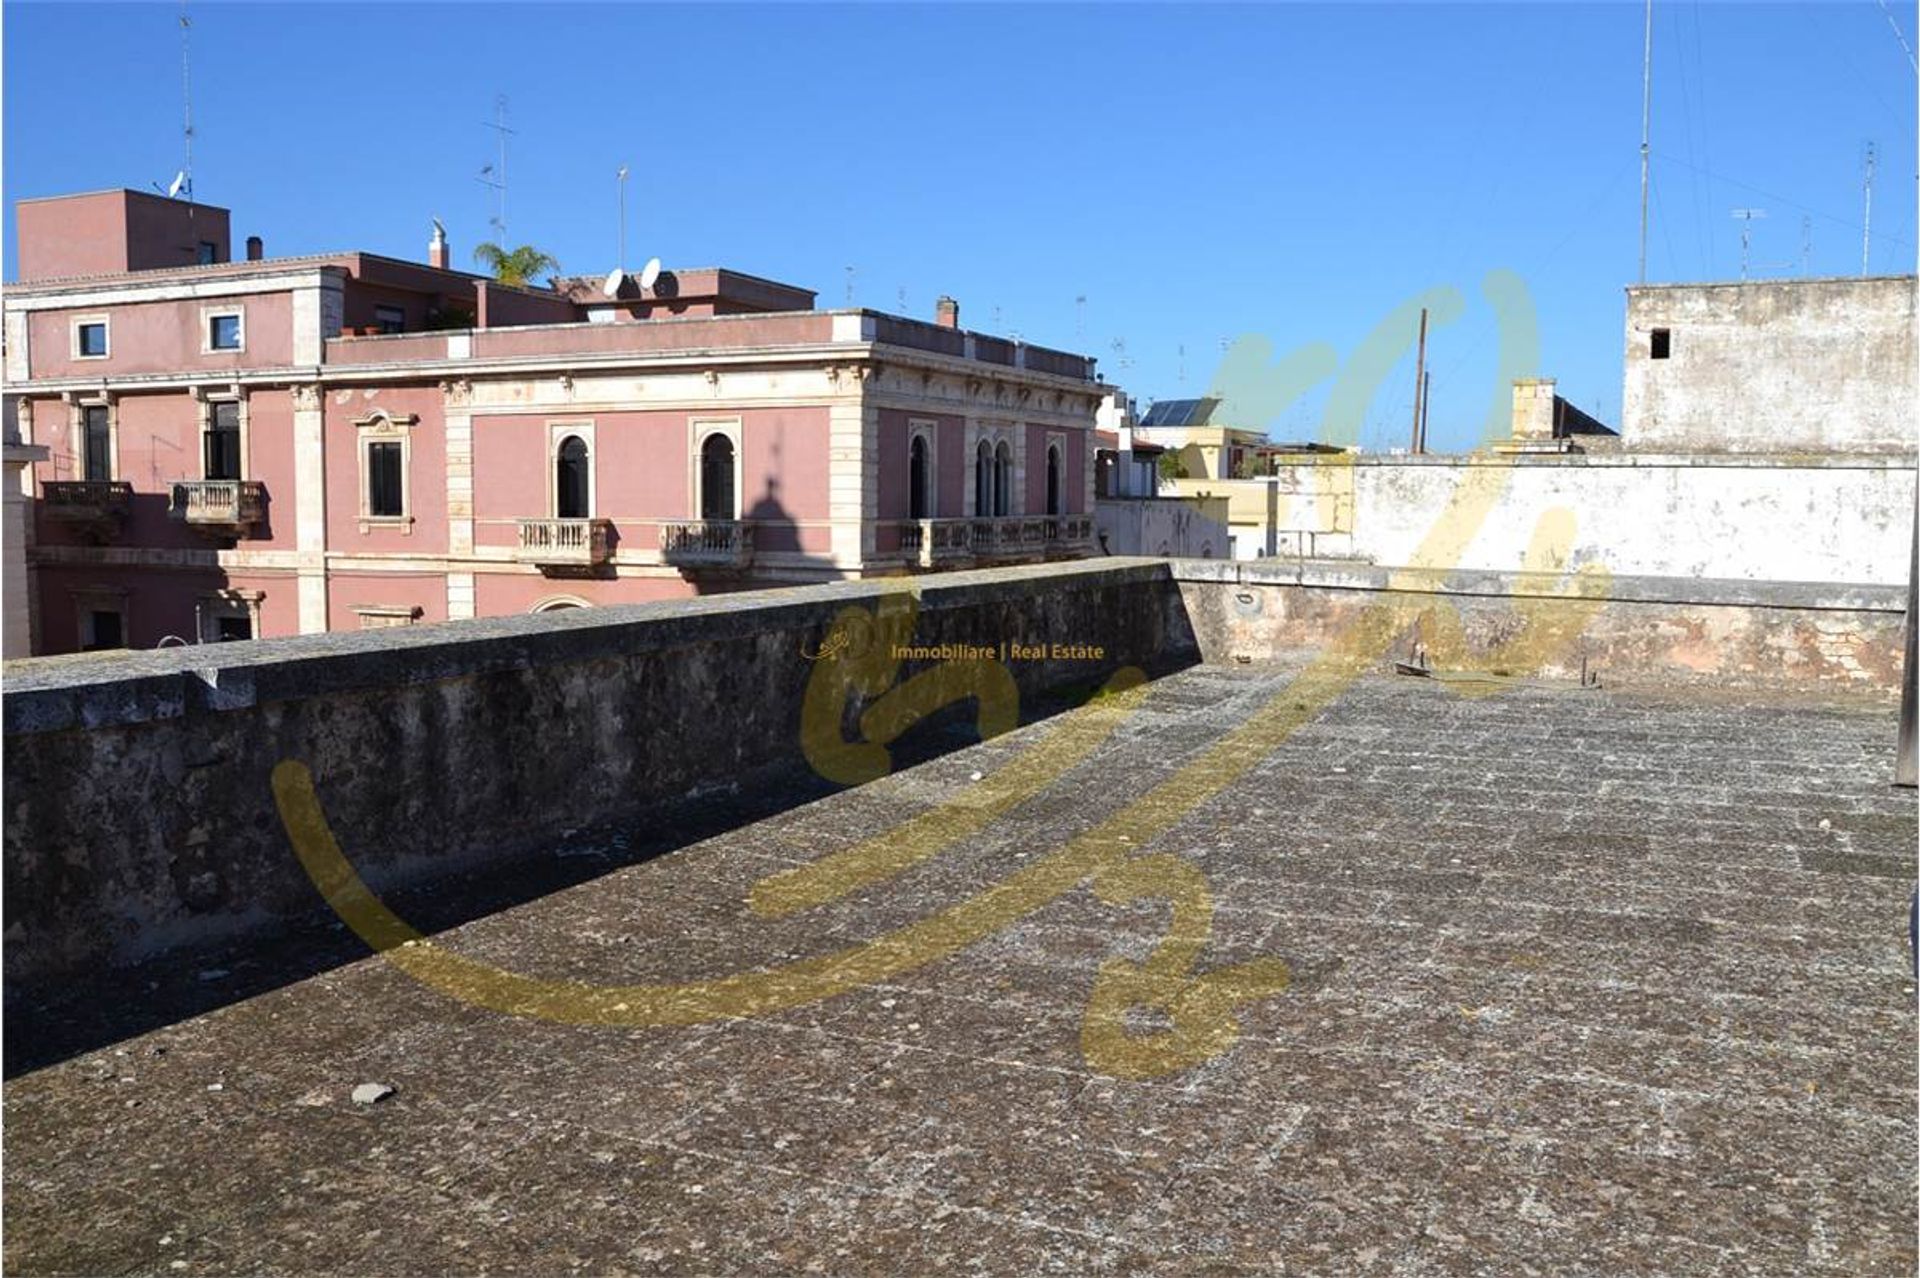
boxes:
[6,192,1103,655]
[1623,275,1916,454]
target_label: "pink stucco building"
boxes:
[5,190,1102,654]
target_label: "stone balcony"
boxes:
[659,519,754,568]
[898,518,979,567]
[514,518,613,571]
[40,480,132,538]
[895,515,1096,568]
[168,480,266,536]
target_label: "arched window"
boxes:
[1045,443,1062,516]
[975,440,994,517]
[700,432,736,520]
[993,441,1013,517]
[909,435,930,521]
[556,435,590,518]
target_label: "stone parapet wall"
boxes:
[2,559,1193,987]
[1173,558,1909,697]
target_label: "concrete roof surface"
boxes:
[4,664,1914,1274]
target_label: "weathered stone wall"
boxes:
[1622,276,1917,454]
[1175,559,1909,696]
[2,559,1196,987]
[1093,495,1231,558]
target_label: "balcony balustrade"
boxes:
[42,481,133,537]
[891,515,1094,566]
[515,518,614,570]
[168,480,266,536]
[659,520,754,568]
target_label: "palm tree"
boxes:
[472,243,561,289]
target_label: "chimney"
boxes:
[429,221,450,271]
[245,235,264,261]
[935,295,960,329]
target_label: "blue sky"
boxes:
[5,2,1913,452]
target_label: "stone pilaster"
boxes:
[291,382,328,634]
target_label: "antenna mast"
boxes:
[478,96,513,242]
[616,165,628,272]
[1862,141,1876,276]
[179,1,194,202]
[1638,0,1653,283]
[1731,208,1767,280]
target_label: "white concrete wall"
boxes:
[1623,277,1917,454]
[1261,456,1916,586]
[1094,497,1230,559]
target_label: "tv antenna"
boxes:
[1730,209,1767,280]
[1637,0,1653,283]
[478,95,513,241]
[1178,343,1187,385]
[1801,215,1812,275]
[616,164,629,272]
[170,1,194,203]
[897,285,908,312]
[1861,141,1876,275]
[844,265,855,306]
[1075,294,1086,339]
[1109,337,1134,373]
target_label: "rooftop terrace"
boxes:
[5,654,1914,1274]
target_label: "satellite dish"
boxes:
[601,268,626,298]
[166,171,187,198]
[638,257,662,291]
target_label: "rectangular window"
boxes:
[84,609,124,651]
[197,241,219,266]
[214,615,252,642]
[208,313,242,351]
[367,440,404,517]
[1650,328,1671,360]
[77,322,108,358]
[374,305,406,335]
[205,401,241,481]
[82,406,111,481]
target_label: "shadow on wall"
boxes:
[34,489,269,652]
[683,476,838,598]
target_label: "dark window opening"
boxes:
[993,442,1012,517]
[909,435,930,520]
[1045,444,1062,516]
[83,405,110,481]
[367,441,404,517]
[700,434,736,521]
[215,615,252,642]
[78,323,107,358]
[975,441,993,517]
[84,609,124,651]
[208,313,242,350]
[1650,328,1671,360]
[197,241,219,266]
[205,401,241,481]
[556,436,590,518]
[374,305,406,335]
